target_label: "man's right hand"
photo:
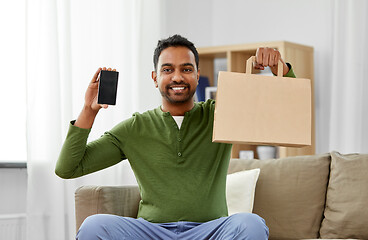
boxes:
[75,67,116,129]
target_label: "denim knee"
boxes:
[76,214,111,240]
[228,213,269,239]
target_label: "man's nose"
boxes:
[171,70,184,81]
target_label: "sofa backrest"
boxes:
[228,153,331,240]
[75,185,141,232]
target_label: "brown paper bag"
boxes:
[213,56,312,147]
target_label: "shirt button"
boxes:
[178,152,182,157]
[178,138,182,142]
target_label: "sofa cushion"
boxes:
[226,168,260,215]
[320,151,368,239]
[228,153,331,240]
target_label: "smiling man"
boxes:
[56,35,295,240]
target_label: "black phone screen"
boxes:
[97,70,119,105]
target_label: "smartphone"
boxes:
[97,70,119,105]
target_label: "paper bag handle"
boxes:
[246,56,284,77]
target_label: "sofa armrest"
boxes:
[75,185,141,232]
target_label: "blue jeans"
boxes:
[76,213,269,240]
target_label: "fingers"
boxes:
[100,104,108,109]
[268,53,275,66]
[91,67,117,83]
[255,47,281,68]
[102,67,117,72]
[91,67,102,83]
[254,63,264,70]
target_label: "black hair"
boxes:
[153,34,199,72]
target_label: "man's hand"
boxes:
[85,67,116,112]
[75,67,116,129]
[255,47,289,76]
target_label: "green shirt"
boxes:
[56,99,232,223]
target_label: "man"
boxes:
[56,34,295,240]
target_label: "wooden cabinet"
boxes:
[197,41,315,158]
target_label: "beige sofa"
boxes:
[75,151,368,239]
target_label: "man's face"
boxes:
[152,46,199,104]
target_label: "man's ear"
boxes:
[152,71,158,88]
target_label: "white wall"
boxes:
[161,0,214,47]
[0,169,27,214]
[163,0,334,154]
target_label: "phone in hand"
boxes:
[97,70,119,105]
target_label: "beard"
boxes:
[159,83,196,104]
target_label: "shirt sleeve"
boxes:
[284,63,296,78]
[55,121,126,179]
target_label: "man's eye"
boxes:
[162,68,172,73]
[183,68,193,72]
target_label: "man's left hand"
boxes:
[255,47,289,76]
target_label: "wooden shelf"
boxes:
[198,41,315,158]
